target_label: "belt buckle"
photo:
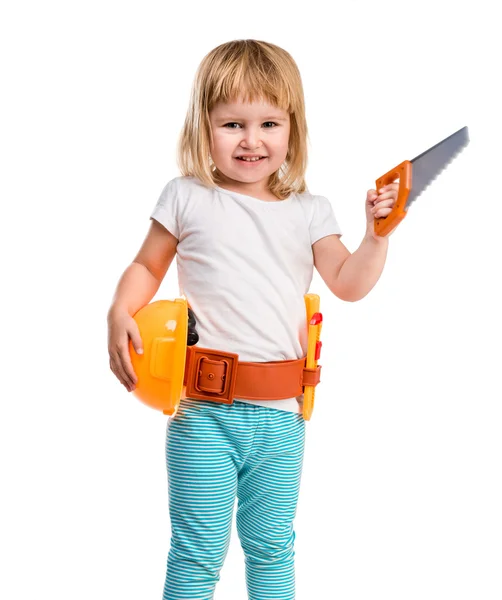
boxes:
[185,347,239,405]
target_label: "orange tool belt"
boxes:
[183,346,321,405]
[130,295,323,418]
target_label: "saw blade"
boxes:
[406,126,470,210]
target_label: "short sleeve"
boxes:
[309,195,342,245]
[150,178,180,239]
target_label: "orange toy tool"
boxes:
[303,294,322,421]
[374,126,469,237]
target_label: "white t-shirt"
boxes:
[150,176,342,414]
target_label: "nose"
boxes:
[240,126,263,150]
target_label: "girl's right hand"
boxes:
[107,308,143,392]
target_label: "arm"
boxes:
[108,219,178,317]
[313,232,388,302]
[107,219,178,391]
[313,184,396,302]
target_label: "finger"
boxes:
[111,338,137,388]
[128,322,144,356]
[377,190,398,202]
[110,356,133,391]
[117,345,138,387]
[379,183,399,193]
[110,353,134,390]
[373,198,396,210]
[372,202,395,217]
[374,206,394,219]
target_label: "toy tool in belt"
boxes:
[303,294,323,421]
[130,296,324,417]
[374,126,470,237]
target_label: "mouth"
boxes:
[234,156,267,163]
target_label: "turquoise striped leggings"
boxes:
[163,398,306,600]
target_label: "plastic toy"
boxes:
[130,294,323,419]
[374,126,469,236]
[303,294,323,421]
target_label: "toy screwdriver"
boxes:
[303,293,322,421]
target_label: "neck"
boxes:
[215,173,279,201]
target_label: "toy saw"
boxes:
[374,126,470,237]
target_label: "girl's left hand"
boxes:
[365,182,399,239]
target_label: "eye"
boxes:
[263,122,278,128]
[223,122,242,129]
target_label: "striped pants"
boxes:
[163,398,306,600]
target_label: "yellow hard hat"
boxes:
[129,298,188,415]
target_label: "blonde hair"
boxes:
[177,39,308,199]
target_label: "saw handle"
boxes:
[374,160,412,237]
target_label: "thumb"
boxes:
[366,189,378,203]
[128,322,144,355]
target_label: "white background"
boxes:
[1,1,501,599]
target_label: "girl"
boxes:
[107,39,397,600]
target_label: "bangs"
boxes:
[203,42,297,113]
[208,65,292,113]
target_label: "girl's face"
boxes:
[209,97,290,198]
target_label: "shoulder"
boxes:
[295,188,330,205]
[294,189,332,218]
[153,176,216,229]
[160,175,215,199]
[294,189,342,240]
[159,175,189,195]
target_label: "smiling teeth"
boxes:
[239,157,262,161]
